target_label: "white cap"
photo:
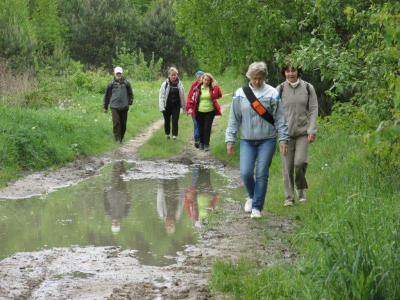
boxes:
[114,66,123,74]
[111,223,120,234]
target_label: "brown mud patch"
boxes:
[0,108,297,299]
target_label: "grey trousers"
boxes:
[281,135,309,202]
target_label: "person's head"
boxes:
[201,73,214,88]
[246,62,267,89]
[111,219,120,234]
[114,66,123,80]
[195,70,205,82]
[280,62,302,83]
[165,218,176,235]
[168,67,178,83]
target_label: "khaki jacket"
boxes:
[277,80,318,137]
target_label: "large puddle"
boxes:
[0,161,240,266]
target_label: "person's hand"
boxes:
[280,143,288,156]
[104,109,107,113]
[187,109,192,115]
[227,144,234,156]
[308,134,316,143]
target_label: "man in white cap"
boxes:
[103,66,134,143]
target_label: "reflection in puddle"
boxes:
[0,161,240,266]
[103,161,131,234]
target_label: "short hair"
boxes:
[168,67,178,75]
[280,62,303,78]
[202,73,215,85]
[246,62,268,79]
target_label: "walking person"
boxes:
[226,62,289,219]
[186,71,204,148]
[277,63,318,206]
[103,66,134,143]
[187,73,222,151]
[159,67,186,140]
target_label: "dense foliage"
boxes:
[0,0,195,74]
[175,0,400,172]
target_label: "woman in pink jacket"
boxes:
[186,73,222,151]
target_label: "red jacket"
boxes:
[183,186,220,222]
[187,81,200,104]
[186,83,222,119]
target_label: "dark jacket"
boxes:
[186,83,222,119]
[103,77,134,110]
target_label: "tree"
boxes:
[0,0,37,68]
[29,0,66,55]
[174,0,309,77]
[60,0,138,68]
[137,0,197,75]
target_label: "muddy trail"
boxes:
[0,109,296,300]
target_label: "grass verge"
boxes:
[209,110,400,299]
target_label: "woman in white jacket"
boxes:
[159,67,186,140]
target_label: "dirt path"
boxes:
[0,105,296,300]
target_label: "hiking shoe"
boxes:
[284,200,294,206]
[166,135,170,140]
[251,209,261,219]
[172,136,177,140]
[194,141,200,148]
[199,143,204,150]
[204,145,210,151]
[297,189,306,202]
[244,197,252,213]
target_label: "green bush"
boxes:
[114,45,163,82]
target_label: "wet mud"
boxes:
[0,110,297,299]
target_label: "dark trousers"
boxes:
[196,111,215,146]
[111,108,128,142]
[162,105,180,136]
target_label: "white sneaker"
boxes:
[244,197,252,213]
[251,209,261,219]
[297,189,306,203]
[284,200,294,206]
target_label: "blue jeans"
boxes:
[240,138,276,211]
[192,115,199,141]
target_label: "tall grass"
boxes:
[209,109,400,299]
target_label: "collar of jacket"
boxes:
[113,77,126,84]
[168,78,180,85]
[196,83,214,90]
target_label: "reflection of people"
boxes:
[103,161,131,234]
[226,62,289,219]
[186,73,222,151]
[157,179,185,234]
[184,166,219,226]
[186,71,204,148]
[277,63,318,206]
[159,67,186,140]
[103,66,134,143]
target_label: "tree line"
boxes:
[0,0,197,74]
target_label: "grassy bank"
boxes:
[209,106,400,299]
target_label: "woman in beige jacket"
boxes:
[277,63,318,206]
